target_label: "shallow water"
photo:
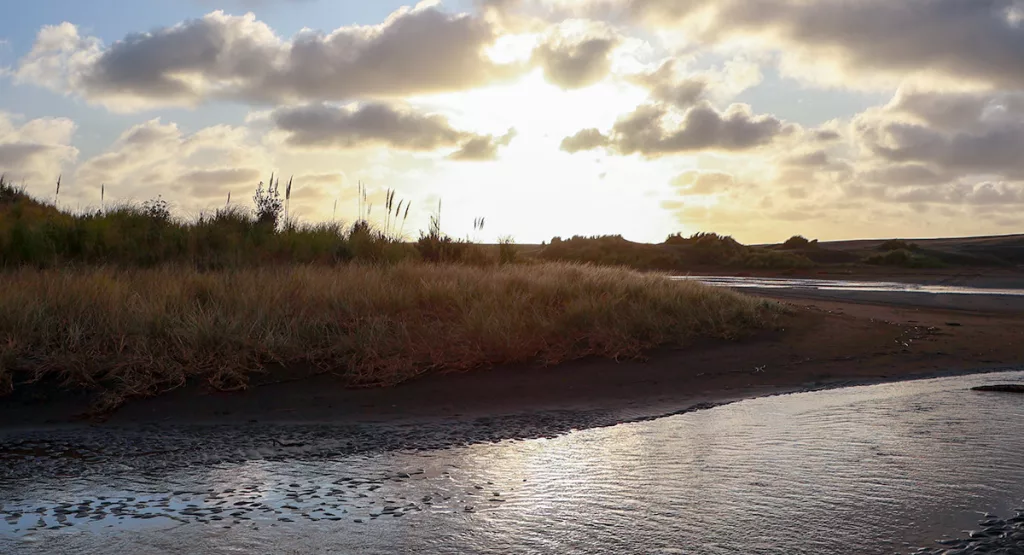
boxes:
[674,275,1024,296]
[2,371,1024,554]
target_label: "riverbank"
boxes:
[3,291,1021,429]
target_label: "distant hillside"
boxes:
[528,232,1024,273]
[809,235,1024,267]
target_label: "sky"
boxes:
[1,0,1023,244]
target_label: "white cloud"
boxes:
[0,112,79,186]
[500,0,1024,90]
[73,119,269,208]
[15,6,526,111]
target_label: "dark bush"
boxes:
[737,249,814,269]
[498,236,517,265]
[878,239,919,252]
[253,174,284,228]
[864,249,943,268]
[781,235,817,249]
[690,233,744,265]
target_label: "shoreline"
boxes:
[3,292,1022,434]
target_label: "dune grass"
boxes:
[0,262,780,410]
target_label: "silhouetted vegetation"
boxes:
[780,235,818,250]
[0,174,422,269]
[878,239,919,252]
[863,249,944,268]
[541,232,812,270]
[0,174,790,409]
[414,200,479,263]
[7,168,1021,411]
[498,236,518,265]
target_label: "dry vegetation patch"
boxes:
[0,263,779,410]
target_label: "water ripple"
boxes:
[2,371,1023,554]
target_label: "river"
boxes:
[672,275,1024,313]
[2,371,1023,554]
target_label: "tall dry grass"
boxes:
[0,262,779,410]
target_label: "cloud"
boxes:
[800,87,1024,214]
[560,127,608,153]
[13,23,102,92]
[179,168,261,188]
[885,88,1024,131]
[859,163,950,187]
[0,144,52,167]
[812,129,842,142]
[15,6,524,111]
[292,172,346,186]
[0,112,79,183]
[268,102,510,159]
[449,128,518,160]
[670,170,736,195]
[628,60,708,109]
[514,0,1024,90]
[856,113,1024,180]
[562,101,791,157]
[868,181,1024,206]
[74,118,269,206]
[65,117,444,227]
[783,150,830,168]
[707,0,1024,89]
[531,23,620,89]
[629,58,763,108]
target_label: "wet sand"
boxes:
[3,281,1021,430]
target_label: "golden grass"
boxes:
[0,262,780,410]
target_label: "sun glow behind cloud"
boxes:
[3,0,1024,243]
